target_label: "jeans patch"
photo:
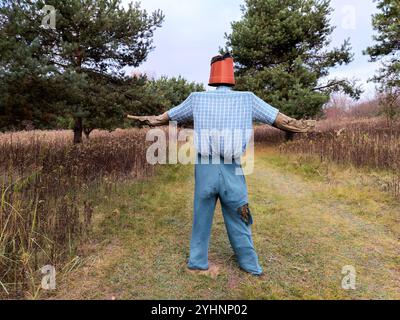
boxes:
[237,204,253,225]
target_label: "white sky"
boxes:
[124,0,381,100]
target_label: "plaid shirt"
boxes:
[168,86,279,158]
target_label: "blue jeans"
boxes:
[188,154,262,275]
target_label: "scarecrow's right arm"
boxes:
[127,112,170,126]
[127,93,193,127]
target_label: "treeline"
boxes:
[224,0,399,120]
[1,0,399,141]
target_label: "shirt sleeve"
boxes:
[167,93,194,123]
[251,93,279,125]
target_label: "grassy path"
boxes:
[54,147,400,300]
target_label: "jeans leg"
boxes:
[188,193,217,270]
[221,202,263,275]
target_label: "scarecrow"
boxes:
[128,53,315,276]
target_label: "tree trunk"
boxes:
[83,128,93,140]
[73,117,83,144]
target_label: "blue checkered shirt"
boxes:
[168,86,279,158]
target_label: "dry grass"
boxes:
[2,118,399,299]
[48,147,400,300]
[0,128,154,298]
[277,118,400,199]
[253,125,286,145]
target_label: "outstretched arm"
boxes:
[127,93,193,127]
[127,112,170,127]
[273,113,316,133]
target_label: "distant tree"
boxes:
[124,74,205,118]
[378,88,399,123]
[323,93,353,120]
[224,0,361,118]
[0,71,62,131]
[365,0,400,89]
[146,75,205,110]
[347,98,381,119]
[364,0,399,121]
[0,0,164,142]
[0,0,61,130]
[79,73,136,139]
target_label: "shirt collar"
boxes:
[215,86,233,91]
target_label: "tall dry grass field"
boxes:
[253,125,287,144]
[0,129,153,298]
[277,118,400,198]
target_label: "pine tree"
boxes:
[224,0,361,118]
[145,76,205,110]
[0,0,164,142]
[0,0,62,130]
[123,75,205,127]
[365,0,399,89]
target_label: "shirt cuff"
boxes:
[270,107,279,125]
[167,108,178,122]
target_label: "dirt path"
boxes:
[53,147,400,300]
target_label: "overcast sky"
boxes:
[124,0,381,100]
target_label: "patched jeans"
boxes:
[188,154,262,275]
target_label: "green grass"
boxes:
[53,147,400,300]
